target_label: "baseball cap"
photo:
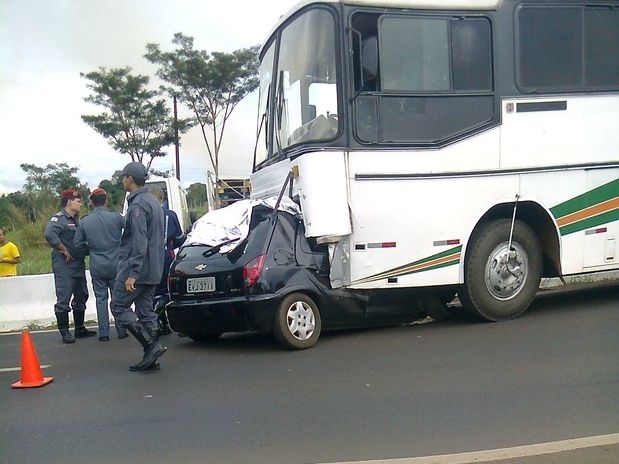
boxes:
[121,162,148,183]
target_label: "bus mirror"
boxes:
[309,104,317,121]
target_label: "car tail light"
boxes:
[243,254,265,288]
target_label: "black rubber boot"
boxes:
[56,312,75,344]
[157,315,172,336]
[155,298,172,336]
[73,310,96,338]
[125,322,167,372]
[147,361,161,370]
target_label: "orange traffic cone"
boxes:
[11,330,54,389]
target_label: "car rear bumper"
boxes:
[165,294,281,335]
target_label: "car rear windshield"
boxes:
[240,205,278,258]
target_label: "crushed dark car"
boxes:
[166,200,426,349]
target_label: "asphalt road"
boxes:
[1,283,618,464]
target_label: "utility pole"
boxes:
[174,94,180,181]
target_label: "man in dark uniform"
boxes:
[150,187,186,335]
[44,189,96,343]
[74,188,127,342]
[110,162,166,372]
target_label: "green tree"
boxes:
[186,182,207,209]
[20,163,89,222]
[81,67,193,170]
[21,162,86,196]
[144,34,260,177]
[0,194,26,230]
[97,177,126,212]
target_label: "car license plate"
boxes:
[186,277,216,293]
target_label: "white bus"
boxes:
[250,0,619,321]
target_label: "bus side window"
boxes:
[361,35,379,91]
[352,13,381,92]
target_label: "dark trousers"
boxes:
[110,280,157,329]
[53,274,88,315]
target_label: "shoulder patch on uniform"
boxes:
[50,217,59,222]
[132,208,142,218]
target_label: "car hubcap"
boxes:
[485,241,529,301]
[286,301,315,341]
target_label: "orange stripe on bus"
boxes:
[556,197,619,227]
[358,252,461,283]
[406,253,460,272]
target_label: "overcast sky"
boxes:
[0,0,299,194]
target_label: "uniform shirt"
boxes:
[117,187,164,284]
[44,209,86,277]
[155,207,187,294]
[0,241,20,276]
[74,206,125,279]
[163,207,186,268]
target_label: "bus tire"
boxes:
[460,219,542,321]
[273,293,322,350]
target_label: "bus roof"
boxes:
[337,0,501,8]
[264,0,502,51]
[280,0,502,13]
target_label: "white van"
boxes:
[123,176,192,233]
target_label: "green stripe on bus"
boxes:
[418,244,462,263]
[405,258,460,275]
[550,178,619,218]
[356,245,462,283]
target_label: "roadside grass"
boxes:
[18,243,52,275]
[10,223,53,275]
[25,321,51,331]
[10,222,90,275]
[7,320,100,333]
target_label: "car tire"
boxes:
[460,219,542,321]
[273,293,322,350]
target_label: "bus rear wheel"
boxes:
[460,219,542,321]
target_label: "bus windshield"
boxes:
[255,7,339,168]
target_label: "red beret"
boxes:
[89,188,107,199]
[61,189,82,199]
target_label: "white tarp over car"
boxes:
[185,196,301,253]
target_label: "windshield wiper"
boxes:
[253,111,266,162]
[201,238,241,258]
[274,70,285,156]
[253,84,270,164]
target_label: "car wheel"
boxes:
[273,293,322,350]
[460,219,542,321]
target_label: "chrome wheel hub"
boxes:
[485,242,529,301]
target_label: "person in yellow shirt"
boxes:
[0,226,22,277]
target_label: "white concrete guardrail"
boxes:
[0,272,98,332]
[1,271,617,333]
